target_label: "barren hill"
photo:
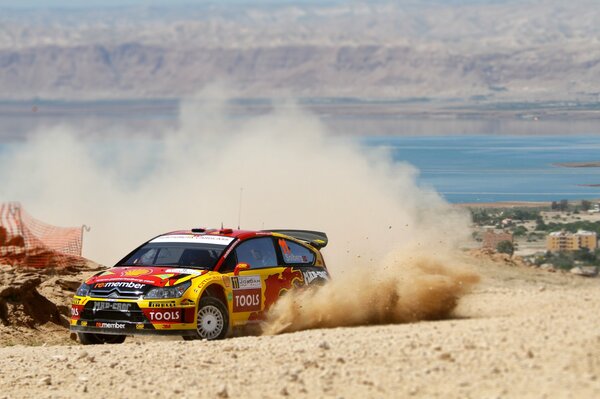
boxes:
[1,1,600,102]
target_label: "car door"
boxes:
[222,237,288,326]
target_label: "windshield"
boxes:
[117,242,225,269]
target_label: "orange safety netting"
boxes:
[0,202,85,268]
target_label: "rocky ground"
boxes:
[0,253,599,398]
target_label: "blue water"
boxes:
[361,135,600,203]
[2,135,599,204]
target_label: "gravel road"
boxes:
[1,257,599,399]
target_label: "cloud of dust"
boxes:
[0,89,478,330]
[263,246,479,335]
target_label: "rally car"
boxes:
[70,228,329,344]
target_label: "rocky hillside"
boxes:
[1,1,599,102]
[0,262,103,346]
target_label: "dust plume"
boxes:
[263,248,479,335]
[0,89,478,330]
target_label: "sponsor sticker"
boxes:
[124,268,152,277]
[142,308,182,323]
[148,301,177,308]
[95,322,126,329]
[284,254,306,263]
[302,270,329,284]
[92,302,132,313]
[71,305,83,320]
[231,275,261,290]
[165,268,204,276]
[150,235,234,245]
[232,289,261,312]
[222,276,231,288]
[136,324,144,330]
[94,281,146,290]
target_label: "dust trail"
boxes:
[0,90,471,270]
[0,89,478,331]
[264,248,479,335]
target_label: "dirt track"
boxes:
[1,255,599,398]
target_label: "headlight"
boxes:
[75,283,90,297]
[144,281,191,299]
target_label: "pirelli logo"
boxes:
[148,301,177,308]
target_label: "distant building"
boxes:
[482,228,513,250]
[547,230,597,252]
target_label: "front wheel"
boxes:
[77,332,126,345]
[190,297,229,340]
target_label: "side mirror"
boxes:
[233,263,250,276]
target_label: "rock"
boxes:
[540,264,556,272]
[319,341,330,350]
[570,266,598,277]
[39,376,51,386]
[570,267,585,275]
[216,384,228,398]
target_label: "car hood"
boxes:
[86,266,208,288]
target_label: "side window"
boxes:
[278,239,315,265]
[235,237,278,269]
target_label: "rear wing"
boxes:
[263,230,328,249]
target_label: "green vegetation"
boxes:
[512,225,528,237]
[536,220,600,234]
[532,248,600,270]
[470,207,544,226]
[581,200,592,211]
[496,240,515,256]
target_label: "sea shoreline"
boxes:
[554,162,600,168]
[455,201,551,208]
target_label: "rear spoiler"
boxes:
[263,230,328,249]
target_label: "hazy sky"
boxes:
[0,0,500,8]
[0,0,323,7]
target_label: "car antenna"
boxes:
[237,187,243,229]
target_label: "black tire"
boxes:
[189,297,229,340]
[77,332,126,345]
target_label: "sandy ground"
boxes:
[1,254,599,399]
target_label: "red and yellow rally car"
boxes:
[70,228,329,344]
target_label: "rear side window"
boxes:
[235,237,278,269]
[278,239,315,265]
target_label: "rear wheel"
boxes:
[188,297,228,340]
[77,332,126,345]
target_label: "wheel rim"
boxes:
[197,305,224,339]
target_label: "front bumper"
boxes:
[70,323,198,336]
[70,296,197,336]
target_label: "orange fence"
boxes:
[0,202,85,268]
